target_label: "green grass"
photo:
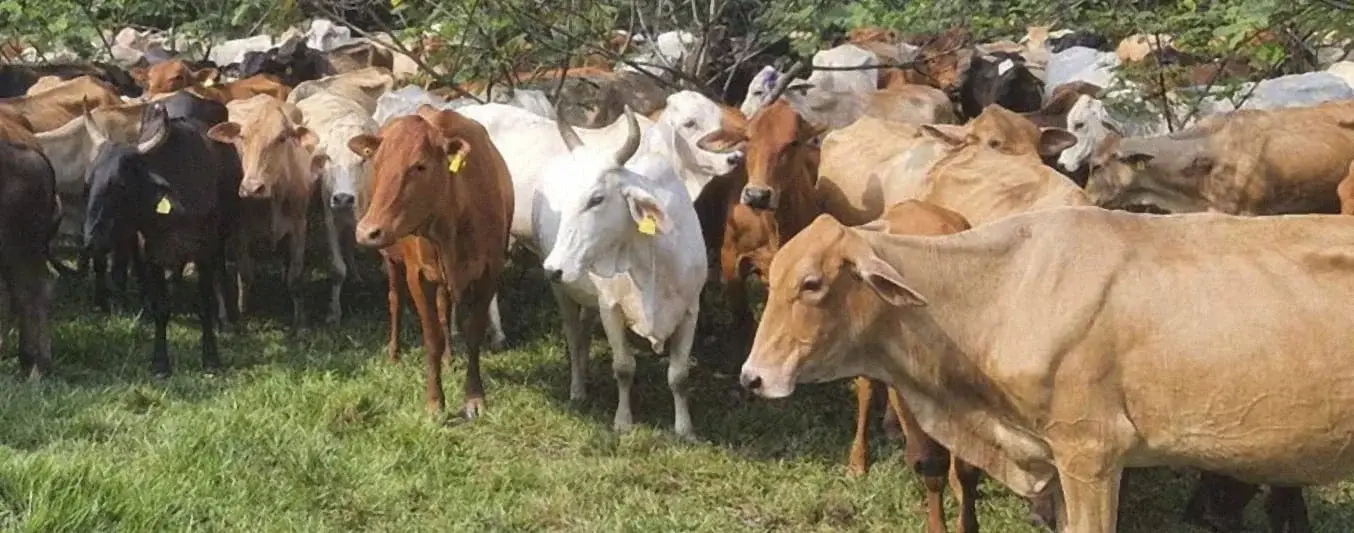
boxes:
[4,247,1354,532]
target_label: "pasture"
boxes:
[1,254,1352,532]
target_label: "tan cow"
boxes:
[1086,100,1354,215]
[0,76,122,132]
[24,75,63,95]
[286,66,396,115]
[207,95,323,332]
[36,99,149,236]
[742,206,1354,533]
[348,104,514,418]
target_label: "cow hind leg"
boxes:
[1265,486,1310,533]
[1185,472,1258,533]
[551,284,592,403]
[146,266,173,377]
[195,254,221,373]
[598,304,636,432]
[6,258,53,380]
[455,281,494,420]
[848,377,874,477]
[236,248,254,320]
[666,312,696,438]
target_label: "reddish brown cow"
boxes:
[381,236,452,363]
[140,60,290,103]
[349,104,513,418]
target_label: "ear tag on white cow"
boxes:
[997,59,1015,76]
[155,196,173,215]
[637,214,657,236]
[1132,161,1146,171]
[447,153,466,173]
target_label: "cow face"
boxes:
[702,100,820,211]
[207,98,321,199]
[1084,134,1212,213]
[349,113,472,249]
[662,91,744,182]
[1058,95,1119,173]
[741,215,925,398]
[540,107,648,284]
[740,66,779,118]
[83,108,173,253]
[137,60,218,95]
[961,53,1043,118]
[921,105,1078,161]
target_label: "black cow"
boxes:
[0,63,141,98]
[1047,31,1112,53]
[958,51,1044,120]
[0,131,59,378]
[83,100,240,376]
[237,37,333,87]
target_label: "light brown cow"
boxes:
[741,206,1354,533]
[1086,100,1354,215]
[0,75,122,132]
[207,94,323,332]
[139,60,290,103]
[348,104,514,418]
[862,84,958,126]
[326,41,396,74]
[134,59,217,95]
[24,75,63,95]
[286,66,396,115]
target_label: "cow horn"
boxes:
[554,100,584,151]
[614,105,640,167]
[81,98,108,146]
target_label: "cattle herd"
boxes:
[5,17,1354,533]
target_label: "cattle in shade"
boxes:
[83,102,240,376]
[0,63,141,98]
[0,109,59,379]
[348,105,513,418]
[0,76,122,132]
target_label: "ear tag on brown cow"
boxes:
[201,78,215,88]
[637,214,657,235]
[155,196,173,215]
[447,153,466,173]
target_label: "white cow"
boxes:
[208,35,275,68]
[293,92,378,325]
[742,44,879,129]
[620,30,702,78]
[288,67,397,115]
[535,108,705,437]
[479,88,556,120]
[740,66,780,117]
[373,85,467,125]
[1044,46,1120,100]
[1057,94,1172,173]
[1191,71,1354,115]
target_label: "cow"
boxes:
[547,70,672,129]
[348,105,513,418]
[1117,33,1175,63]
[0,63,140,98]
[896,27,976,97]
[83,101,239,376]
[237,37,334,87]
[207,34,275,69]
[0,110,58,379]
[0,75,122,132]
[742,44,879,125]
[293,91,378,325]
[286,67,396,115]
[959,52,1044,119]
[325,40,397,75]
[535,105,705,438]
[139,60,290,103]
[740,205,1354,533]
[1057,94,1170,175]
[206,95,322,332]
[1084,101,1354,215]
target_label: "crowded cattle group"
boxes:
[6,16,1354,533]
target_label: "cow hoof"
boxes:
[613,420,635,433]
[847,463,867,478]
[462,398,486,420]
[324,313,341,326]
[673,430,700,443]
[489,336,507,352]
[152,368,172,379]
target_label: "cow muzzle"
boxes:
[354,221,392,248]
[239,179,270,199]
[741,186,775,210]
[738,364,794,398]
[330,193,356,210]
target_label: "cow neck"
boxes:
[775,150,821,240]
[421,166,463,252]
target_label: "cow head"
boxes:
[207,96,321,199]
[348,106,478,249]
[961,53,1043,118]
[740,66,780,118]
[539,106,650,284]
[920,104,1077,161]
[1084,133,1211,213]
[136,60,218,95]
[700,100,821,211]
[741,214,925,398]
[83,104,174,254]
[1058,95,1121,173]
[660,91,744,185]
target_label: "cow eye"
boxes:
[801,275,823,293]
[585,193,605,210]
[682,120,697,129]
[412,163,427,173]
[1072,121,1085,130]
[987,139,1001,149]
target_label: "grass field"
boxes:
[4,249,1354,533]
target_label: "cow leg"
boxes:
[410,274,447,415]
[146,266,173,377]
[285,231,307,333]
[436,284,452,363]
[455,281,493,420]
[666,311,697,438]
[236,246,254,319]
[384,255,403,362]
[487,293,506,352]
[552,284,592,403]
[848,377,874,477]
[92,251,111,313]
[1265,486,1310,533]
[1185,472,1257,533]
[5,257,53,380]
[1053,458,1121,533]
[894,389,957,533]
[598,303,636,432]
[195,253,221,373]
[322,204,346,326]
[111,244,132,311]
[951,459,982,533]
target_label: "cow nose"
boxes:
[740,370,763,391]
[240,181,268,197]
[741,187,773,210]
[726,152,743,166]
[357,225,383,245]
[330,193,355,209]
[546,269,564,282]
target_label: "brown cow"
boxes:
[24,75,63,95]
[381,236,452,363]
[0,107,57,379]
[140,60,290,103]
[0,75,122,132]
[207,95,322,332]
[348,104,514,418]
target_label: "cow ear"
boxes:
[623,185,671,235]
[348,134,381,160]
[309,153,329,180]
[1038,127,1078,158]
[848,251,927,307]
[207,122,242,144]
[295,126,319,153]
[920,124,967,147]
[193,67,219,85]
[696,128,747,153]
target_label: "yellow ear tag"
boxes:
[201,78,215,88]
[155,196,173,215]
[637,214,657,235]
[1132,161,1145,171]
[448,152,466,173]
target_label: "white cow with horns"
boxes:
[534,106,707,438]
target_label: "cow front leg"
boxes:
[92,251,111,313]
[666,311,697,438]
[410,274,446,415]
[1266,486,1310,533]
[848,377,874,477]
[285,230,307,334]
[894,391,958,533]
[322,205,347,326]
[551,284,592,403]
[1053,459,1121,533]
[384,255,403,362]
[196,254,221,373]
[456,283,493,420]
[598,303,636,432]
[146,266,173,377]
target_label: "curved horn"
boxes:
[81,97,108,146]
[613,105,640,167]
[135,105,169,154]
[554,100,584,151]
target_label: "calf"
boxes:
[0,113,58,378]
[207,95,323,332]
[140,60,290,103]
[84,102,239,376]
[349,105,513,418]
[536,106,705,437]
